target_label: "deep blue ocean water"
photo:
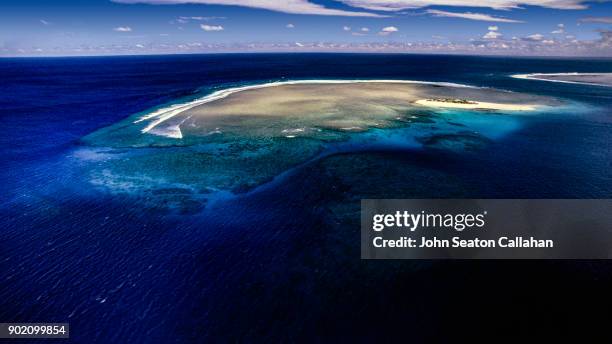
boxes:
[1,54,612,342]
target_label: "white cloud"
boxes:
[483,31,502,39]
[343,26,351,31]
[113,26,133,32]
[579,16,612,24]
[426,10,522,23]
[112,0,383,17]
[338,0,592,11]
[525,33,544,41]
[361,27,370,32]
[483,25,502,39]
[201,24,224,31]
[179,16,226,21]
[551,23,565,34]
[7,31,612,57]
[40,19,50,25]
[112,0,599,19]
[379,26,399,35]
[175,16,226,24]
[286,23,295,28]
[136,44,145,48]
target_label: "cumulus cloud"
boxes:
[241,31,611,55]
[525,33,544,41]
[379,26,399,35]
[112,0,383,17]
[579,16,612,24]
[343,26,351,31]
[426,10,522,23]
[483,31,502,39]
[201,24,224,31]
[483,25,502,39]
[7,32,612,57]
[338,0,593,11]
[286,23,295,28]
[361,27,370,32]
[551,23,565,34]
[597,29,612,46]
[113,26,132,32]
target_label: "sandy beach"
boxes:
[414,99,538,111]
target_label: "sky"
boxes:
[1,0,611,56]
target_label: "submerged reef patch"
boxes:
[79,80,562,211]
[417,132,493,152]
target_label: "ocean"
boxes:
[1,53,611,342]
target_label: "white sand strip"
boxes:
[511,73,612,87]
[414,99,537,111]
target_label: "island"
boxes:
[86,80,555,143]
[81,80,562,201]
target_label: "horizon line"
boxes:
[2,51,612,59]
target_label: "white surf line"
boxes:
[134,79,478,137]
[511,73,612,87]
[149,115,192,139]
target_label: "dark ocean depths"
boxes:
[1,54,611,342]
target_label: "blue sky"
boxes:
[1,0,611,56]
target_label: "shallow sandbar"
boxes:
[512,73,612,87]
